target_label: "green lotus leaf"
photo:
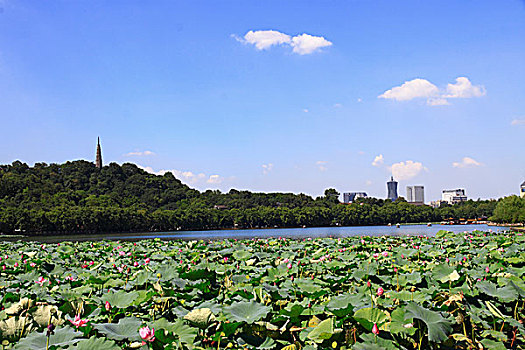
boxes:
[354,333,401,350]
[224,301,271,324]
[326,294,354,317]
[353,307,390,331]
[480,338,507,350]
[233,250,252,261]
[14,326,82,349]
[93,317,142,341]
[100,291,139,308]
[69,336,121,350]
[389,307,416,335]
[307,318,334,343]
[432,264,460,283]
[405,303,452,342]
[151,318,197,346]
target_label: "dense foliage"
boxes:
[0,161,508,235]
[0,230,524,349]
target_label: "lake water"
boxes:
[4,224,504,243]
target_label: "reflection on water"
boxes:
[1,224,506,243]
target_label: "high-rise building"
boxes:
[442,189,467,204]
[406,185,424,204]
[343,192,367,203]
[95,137,103,169]
[387,176,398,201]
[521,181,525,198]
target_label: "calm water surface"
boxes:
[4,224,504,243]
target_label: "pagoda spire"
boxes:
[95,137,103,169]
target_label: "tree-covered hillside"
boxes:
[0,160,515,235]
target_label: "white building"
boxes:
[406,185,424,203]
[521,181,525,198]
[442,189,467,204]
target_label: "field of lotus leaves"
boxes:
[0,230,524,349]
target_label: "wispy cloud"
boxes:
[452,157,483,168]
[316,161,328,171]
[379,77,485,106]
[235,30,332,55]
[138,165,225,186]
[124,150,155,157]
[511,118,525,126]
[372,154,384,167]
[262,163,274,175]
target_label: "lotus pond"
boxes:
[0,230,524,349]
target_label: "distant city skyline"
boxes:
[0,1,524,201]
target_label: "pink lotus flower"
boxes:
[139,326,155,342]
[134,261,139,267]
[485,267,490,273]
[69,315,88,328]
[394,267,398,273]
[36,277,46,286]
[445,258,449,263]
[367,281,371,288]
[30,262,36,267]
[144,258,151,264]
[377,287,384,297]
[14,262,18,268]
[287,263,292,269]
[381,251,388,257]
[105,301,111,311]
[372,323,379,335]
[283,258,289,263]
[223,257,228,263]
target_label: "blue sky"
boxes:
[0,0,524,201]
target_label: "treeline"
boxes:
[0,160,519,235]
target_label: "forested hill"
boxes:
[0,160,520,235]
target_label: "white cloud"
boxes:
[316,160,328,171]
[357,98,362,103]
[236,30,332,55]
[138,165,225,186]
[452,157,483,168]
[291,33,332,55]
[389,160,426,181]
[365,180,372,186]
[372,154,384,167]
[333,103,342,108]
[358,150,365,155]
[303,108,309,113]
[427,98,450,106]
[444,77,486,98]
[124,150,155,157]
[207,175,223,184]
[241,30,291,50]
[379,77,486,106]
[511,119,525,126]
[262,163,274,175]
[379,78,439,101]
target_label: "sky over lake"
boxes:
[0,1,524,201]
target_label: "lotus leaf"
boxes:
[405,303,452,342]
[224,301,271,324]
[93,317,142,341]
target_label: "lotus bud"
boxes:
[372,323,379,335]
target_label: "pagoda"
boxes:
[95,137,103,169]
